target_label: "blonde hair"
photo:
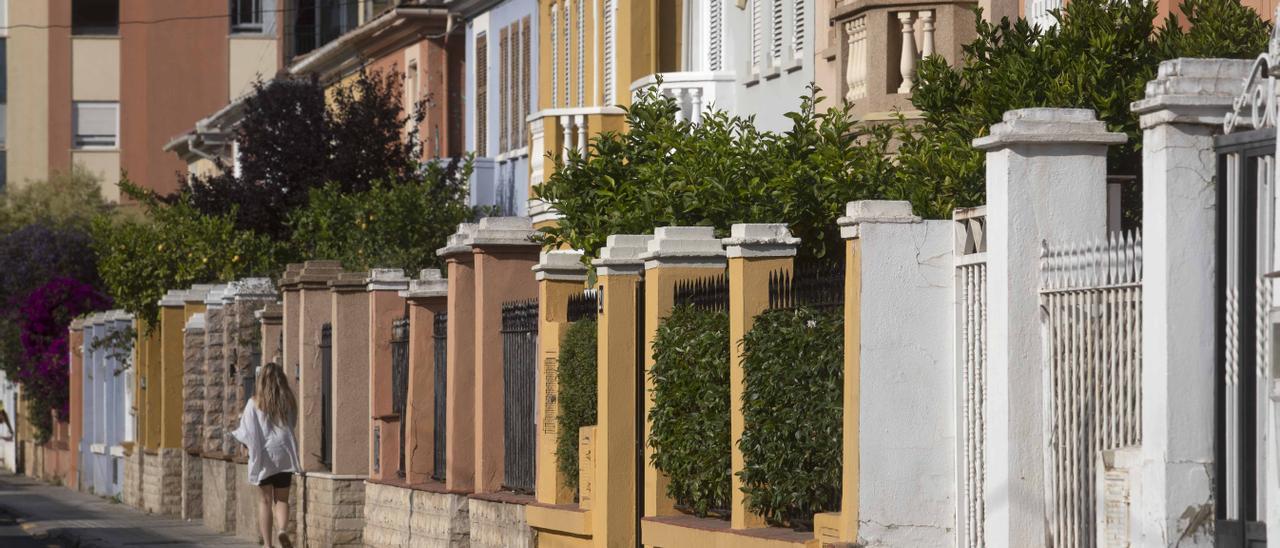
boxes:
[255,362,296,426]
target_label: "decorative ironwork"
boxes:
[1224,11,1280,134]
[767,260,845,311]
[567,288,599,322]
[432,311,448,481]
[391,316,410,478]
[673,272,729,312]
[502,299,539,493]
[955,205,988,548]
[319,323,333,470]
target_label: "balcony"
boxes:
[630,72,737,124]
[525,106,626,226]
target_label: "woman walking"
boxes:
[233,363,300,548]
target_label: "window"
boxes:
[231,0,263,32]
[72,0,119,36]
[73,102,118,149]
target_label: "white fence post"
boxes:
[974,108,1124,547]
[1130,57,1251,547]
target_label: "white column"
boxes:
[559,114,574,162]
[574,114,588,155]
[1130,57,1252,547]
[973,108,1124,548]
[897,12,917,94]
[690,88,704,124]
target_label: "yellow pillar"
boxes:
[837,208,866,542]
[724,224,798,530]
[640,227,726,518]
[533,250,588,505]
[140,318,163,452]
[592,235,652,548]
[159,285,211,450]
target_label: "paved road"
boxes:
[0,472,258,547]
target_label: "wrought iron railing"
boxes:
[766,260,845,311]
[432,311,448,481]
[391,317,410,478]
[319,323,333,470]
[567,288,599,322]
[501,299,539,493]
[673,272,729,312]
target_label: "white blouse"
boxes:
[232,399,302,485]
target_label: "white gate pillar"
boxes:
[1130,58,1251,547]
[974,108,1124,547]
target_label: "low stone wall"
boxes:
[202,457,237,533]
[362,481,470,547]
[181,452,202,520]
[142,449,182,516]
[301,474,365,547]
[122,449,143,509]
[470,497,532,548]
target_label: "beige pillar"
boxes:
[640,227,727,517]
[294,261,343,472]
[368,269,411,481]
[257,303,284,366]
[592,235,653,548]
[401,270,448,485]
[329,272,371,477]
[724,224,798,529]
[438,225,478,493]
[278,263,303,395]
[532,250,589,504]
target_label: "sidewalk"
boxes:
[0,472,258,547]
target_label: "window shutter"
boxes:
[476,34,488,157]
[499,26,509,153]
[709,0,722,72]
[550,3,558,108]
[751,0,761,73]
[73,102,117,147]
[602,0,615,105]
[771,0,783,65]
[792,0,804,60]
[522,16,531,149]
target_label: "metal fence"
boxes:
[502,299,539,493]
[567,289,600,322]
[319,323,333,470]
[433,311,448,481]
[955,206,988,548]
[1040,231,1143,548]
[767,260,844,311]
[391,317,410,478]
[674,272,729,311]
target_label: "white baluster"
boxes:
[897,12,917,94]
[844,21,857,102]
[559,114,573,162]
[575,114,588,155]
[690,87,704,124]
[670,88,686,123]
[918,10,935,58]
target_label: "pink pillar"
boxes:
[402,270,448,485]
[279,264,302,397]
[294,261,343,472]
[329,272,371,476]
[439,226,478,493]
[367,269,410,482]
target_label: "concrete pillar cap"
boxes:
[185,313,207,332]
[1131,58,1253,129]
[533,250,588,282]
[593,234,654,276]
[255,302,284,322]
[473,216,539,247]
[70,318,85,330]
[723,223,800,258]
[367,268,411,291]
[838,200,922,239]
[972,108,1127,150]
[401,269,448,298]
[184,284,216,303]
[436,222,479,257]
[203,284,229,306]
[227,277,278,302]
[641,226,726,270]
[158,289,188,307]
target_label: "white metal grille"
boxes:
[1040,231,1143,548]
[955,207,987,548]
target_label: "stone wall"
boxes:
[469,498,532,548]
[142,448,182,516]
[202,457,237,533]
[203,307,225,455]
[302,475,366,547]
[362,482,470,547]
[122,449,143,509]
[181,451,203,520]
[182,323,205,453]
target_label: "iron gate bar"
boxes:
[433,311,448,481]
[319,323,333,469]
[767,259,845,311]
[673,272,729,311]
[567,289,600,323]
[501,299,539,493]
[391,317,410,478]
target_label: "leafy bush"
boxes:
[555,318,597,492]
[0,165,112,231]
[738,307,844,529]
[286,159,478,272]
[648,304,731,517]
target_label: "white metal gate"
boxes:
[1039,232,1143,548]
[955,206,987,548]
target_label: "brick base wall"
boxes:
[301,474,365,547]
[202,457,237,533]
[122,450,144,509]
[362,482,470,547]
[142,449,182,516]
[181,452,203,520]
[469,498,532,548]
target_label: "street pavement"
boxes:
[0,472,259,547]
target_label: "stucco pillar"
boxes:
[328,272,371,477]
[590,235,652,547]
[400,269,448,485]
[640,227,727,518]
[69,318,84,491]
[723,224,798,529]
[438,224,478,493]
[257,303,284,365]
[532,250,589,505]
[471,217,541,492]
[158,289,192,450]
[278,263,302,395]
[973,108,1124,547]
[1130,58,1250,547]
[295,261,343,472]
[368,268,410,481]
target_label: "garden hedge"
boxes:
[648,304,731,518]
[739,307,844,529]
[556,318,598,492]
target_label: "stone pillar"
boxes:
[202,288,228,457]
[723,224,798,529]
[400,269,448,485]
[532,250,588,504]
[438,224,478,493]
[329,272,371,477]
[368,268,410,481]
[1130,58,1250,546]
[182,312,207,521]
[972,108,1124,547]
[470,218,541,493]
[592,235,652,548]
[227,278,277,461]
[296,261,343,472]
[639,227,727,517]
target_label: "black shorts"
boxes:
[258,472,292,489]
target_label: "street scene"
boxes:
[0,0,1277,547]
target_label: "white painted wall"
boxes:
[0,371,16,473]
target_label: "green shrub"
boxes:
[556,318,598,493]
[738,307,844,529]
[648,304,731,518]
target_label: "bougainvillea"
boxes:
[16,277,110,440]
